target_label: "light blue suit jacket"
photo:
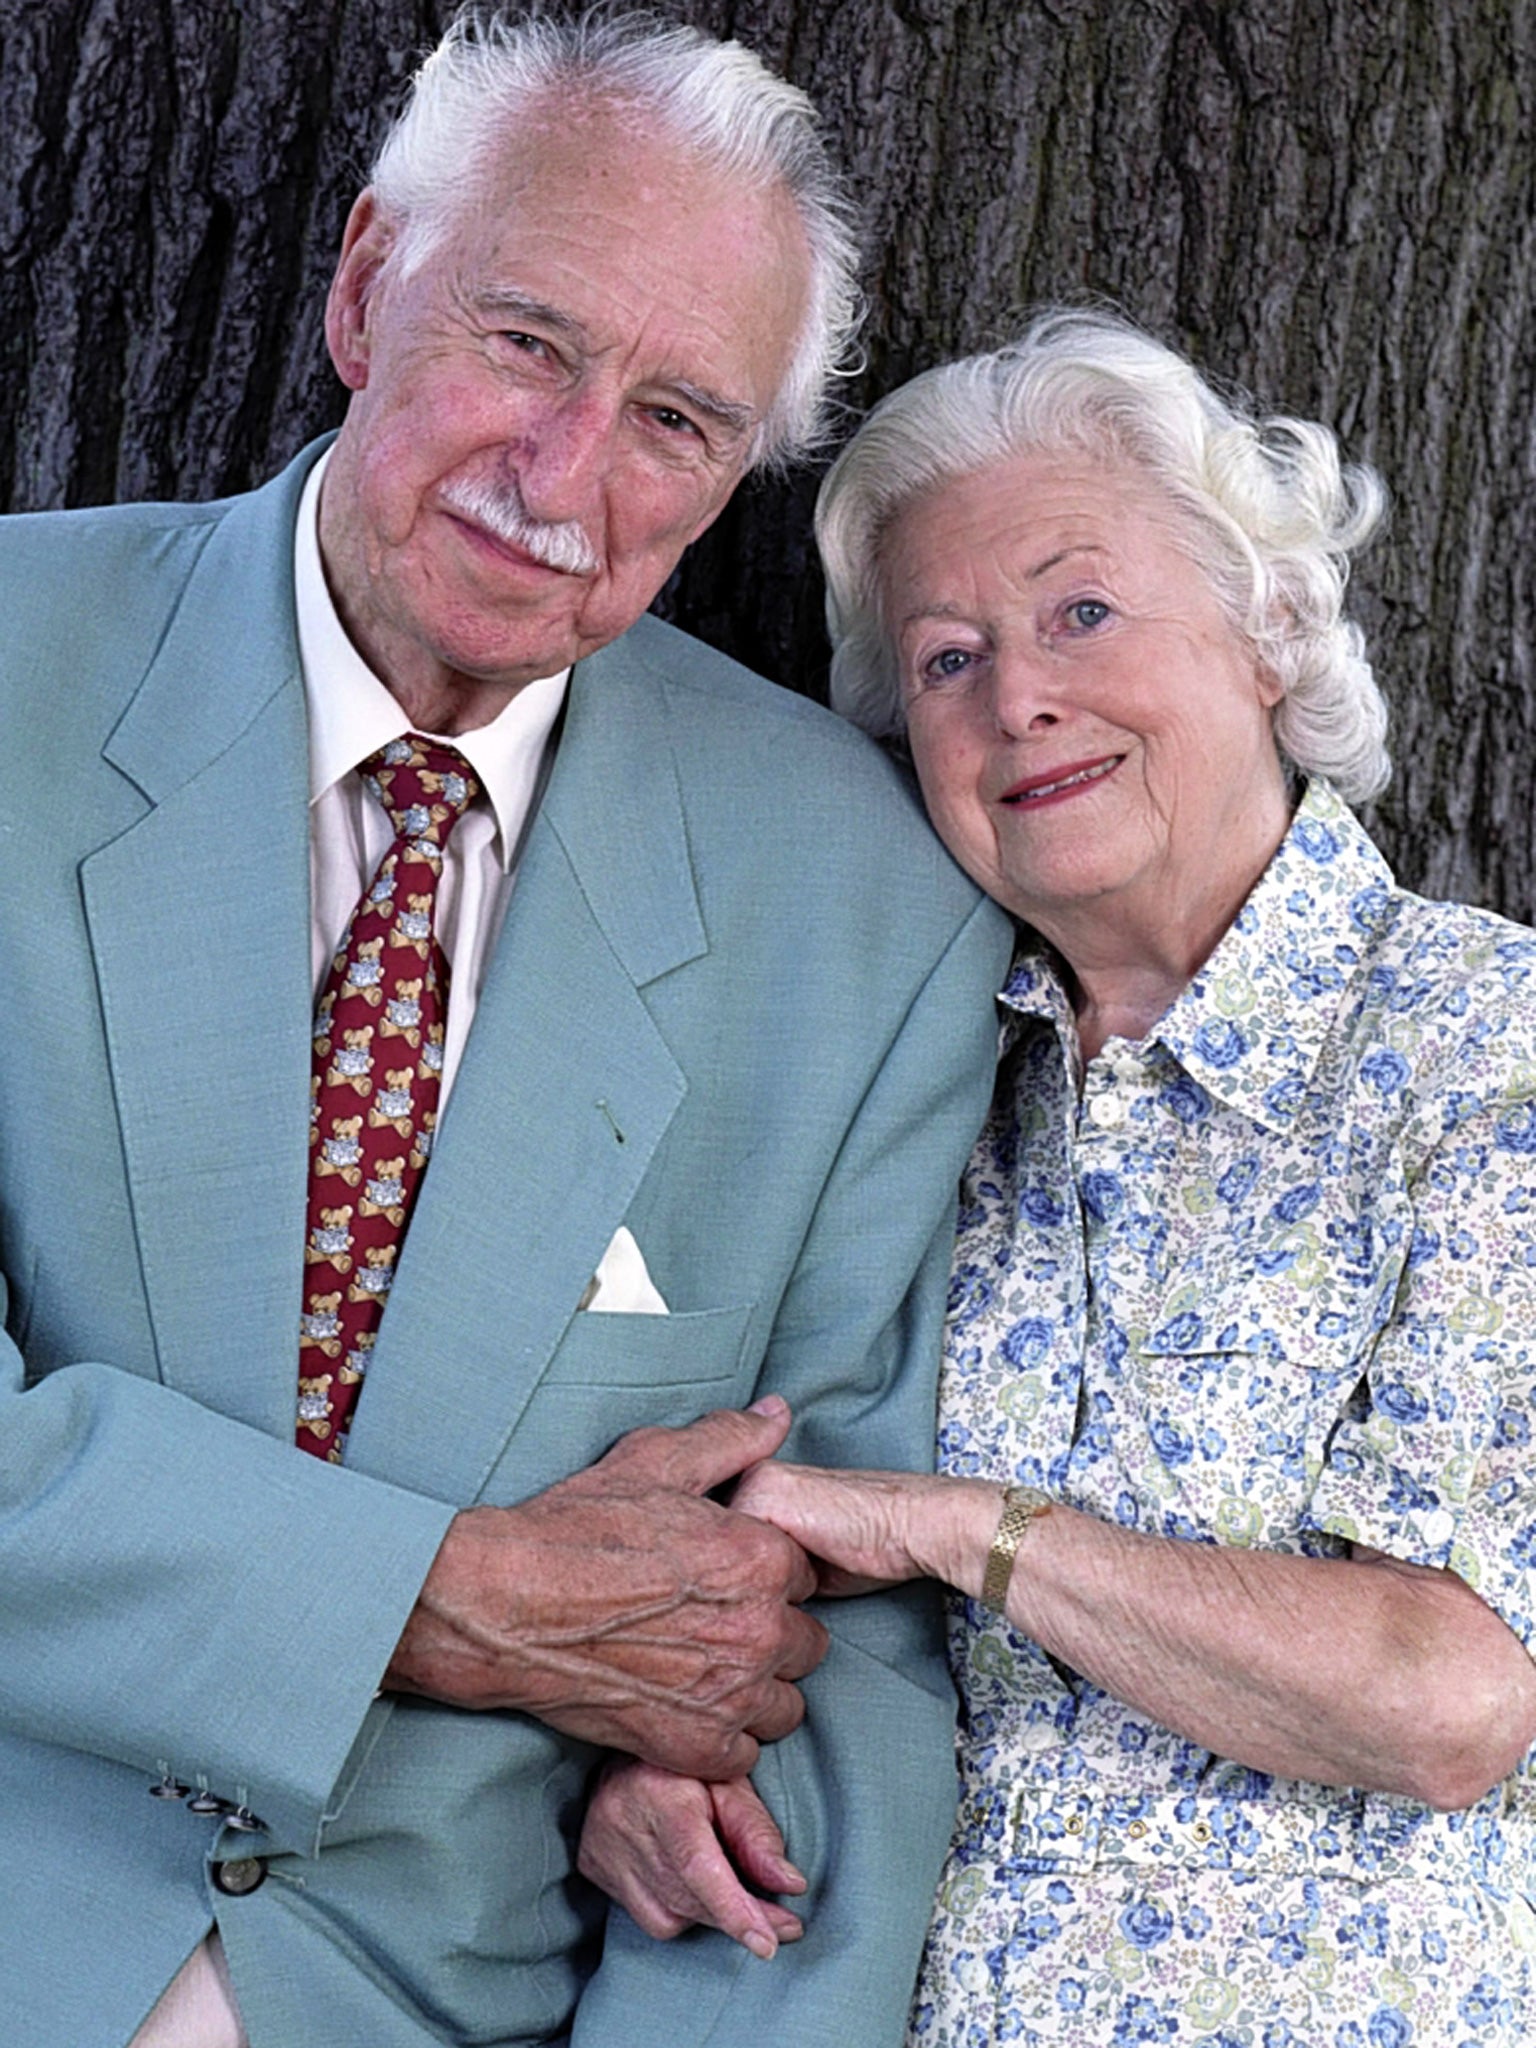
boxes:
[0,444,1012,2045]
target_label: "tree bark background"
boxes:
[2,0,1532,913]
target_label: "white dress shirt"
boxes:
[130,452,568,2048]
[297,451,570,1102]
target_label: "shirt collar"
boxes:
[998,780,1399,1130]
[294,450,570,870]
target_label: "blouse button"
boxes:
[1088,1093,1127,1130]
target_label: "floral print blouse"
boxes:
[913,783,1536,2047]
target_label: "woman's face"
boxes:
[882,455,1292,953]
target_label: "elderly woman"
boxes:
[581,311,1536,2042]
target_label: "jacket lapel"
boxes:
[341,636,707,1500]
[80,457,319,1436]
[81,484,705,1493]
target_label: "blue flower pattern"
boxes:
[912,785,1536,2044]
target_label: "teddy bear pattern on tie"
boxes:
[298,735,479,1461]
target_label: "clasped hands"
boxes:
[387,1398,950,1957]
[572,1453,965,1959]
[386,1393,846,1780]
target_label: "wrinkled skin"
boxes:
[386,1401,828,1779]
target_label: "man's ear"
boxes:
[324,191,397,391]
[683,457,755,548]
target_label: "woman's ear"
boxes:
[1253,599,1292,709]
[1255,658,1287,710]
[324,190,396,392]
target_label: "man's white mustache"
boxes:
[441,474,599,576]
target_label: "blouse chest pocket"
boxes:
[1141,1261,1391,1384]
[1140,1158,1412,1382]
[1112,1190,1412,1539]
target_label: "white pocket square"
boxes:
[579,1225,669,1315]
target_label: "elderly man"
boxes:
[0,10,1008,2047]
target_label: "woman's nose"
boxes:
[989,650,1062,739]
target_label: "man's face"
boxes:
[321,103,811,725]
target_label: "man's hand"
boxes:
[579,1759,805,1958]
[384,1396,828,1777]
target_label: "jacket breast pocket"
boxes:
[541,1300,756,1387]
[473,1303,760,1504]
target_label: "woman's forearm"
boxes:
[915,1479,1536,1807]
[582,1460,1536,1956]
[733,1458,1536,1806]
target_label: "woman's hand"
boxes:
[576,1464,1004,1956]
[578,1759,805,1958]
[731,1459,997,1595]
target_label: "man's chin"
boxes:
[428,608,589,694]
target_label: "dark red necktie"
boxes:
[297,736,478,1460]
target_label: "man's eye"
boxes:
[648,406,701,438]
[502,331,549,358]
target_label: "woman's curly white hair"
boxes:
[816,307,1389,802]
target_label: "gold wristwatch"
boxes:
[980,1484,1053,1611]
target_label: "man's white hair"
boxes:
[369,5,861,470]
[817,307,1391,802]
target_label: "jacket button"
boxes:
[212,1857,268,1897]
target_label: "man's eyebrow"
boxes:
[475,288,757,439]
[666,380,757,439]
[477,287,587,345]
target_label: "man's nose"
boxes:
[514,390,617,526]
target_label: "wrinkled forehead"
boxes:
[870,450,1231,622]
[441,99,804,348]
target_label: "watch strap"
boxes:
[980,1484,1052,1611]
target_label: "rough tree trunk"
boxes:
[3,0,1533,913]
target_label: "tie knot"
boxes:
[362,735,480,850]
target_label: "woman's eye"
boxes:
[1065,598,1111,631]
[922,647,976,683]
